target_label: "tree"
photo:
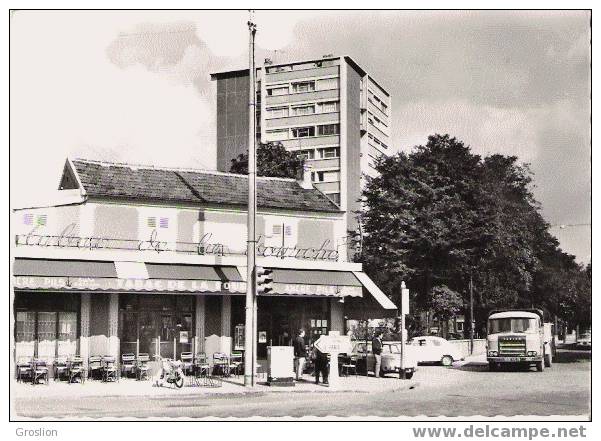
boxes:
[230,142,305,179]
[430,285,463,339]
[360,134,588,333]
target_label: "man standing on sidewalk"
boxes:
[372,330,383,377]
[294,329,307,381]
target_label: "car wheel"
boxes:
[535,360,544,372]
[441,355,453,366]
[404,371,414,380]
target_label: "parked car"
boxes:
[351,341,417,379]
[410,335,464,366]
[576,332,592,349]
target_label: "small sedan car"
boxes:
[351,341,417,379]
[410,335,464,366]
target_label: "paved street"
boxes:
[13,349,590,419]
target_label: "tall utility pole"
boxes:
[469,273,474,355]
[244,17,257,387]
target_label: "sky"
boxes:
[9,10,591,263]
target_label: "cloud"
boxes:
[9,10,590,262]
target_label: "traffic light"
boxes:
[256,266,273,294]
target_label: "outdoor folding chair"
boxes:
[68,356,85,384]
[53,357,68,381]
[341,354,358,377]
[194,353,219,387]
[121,353,136,378]
[32,359,49,385]
[212,352,229,377]
[88,355,103,380]
[180,352,194,378]
[101,356,118,382]
[229,352,243,377]
[16,358,33,383]
[136,353,150,381]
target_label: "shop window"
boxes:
[310,318,328,337]
[14,310,78,361]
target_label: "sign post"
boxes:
[399,281,409,380]
[313,332,352,388]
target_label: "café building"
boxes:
[12,158,396,366]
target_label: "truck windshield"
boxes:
[488,318,539,334]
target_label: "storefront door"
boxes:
[121,294,193,360]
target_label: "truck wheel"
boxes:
[544,352,552,368]
[536,360,544,372]
[441,355,453,367]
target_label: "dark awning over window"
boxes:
[13,258,117,278]
[270,269,362,287]
[145,263,242,282]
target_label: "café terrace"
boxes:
[12,158,396,368]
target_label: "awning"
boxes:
[268,268,363,297]
[14,258,117,278]
[352,272,397,310]
[13,258,244,293]
[13,259,397,312]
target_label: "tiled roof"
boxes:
[70,159,340,213]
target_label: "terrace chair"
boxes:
[87,355,103,380]
[229,352,243,377]
[68,356,85,384]
[212,352,229,377]
[136,353,150,381]
[121,353,136,378]
[32,359,49,385]
[53,357,69,382]
[194,353,210,377]
[16,358,33,383]
[341,354,358,377]
[180,352,194,376]
[101,355,118,382]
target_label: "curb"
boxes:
[14,380,419,400]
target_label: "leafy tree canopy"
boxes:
[230,142,305,179]
[360,134,590,330]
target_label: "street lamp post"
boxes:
[244,18,257,387]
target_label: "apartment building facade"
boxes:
[210,55,391,238]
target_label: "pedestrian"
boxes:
[313,346,329,386]
[294,329,307,381]
[372,330,383,378]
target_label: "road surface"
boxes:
[13,349,590,419]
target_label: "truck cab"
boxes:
[486,309,553,372]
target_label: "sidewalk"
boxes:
[12,374,417,399]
